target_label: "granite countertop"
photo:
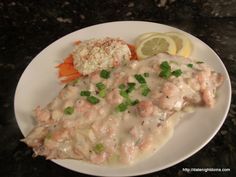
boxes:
[0,0,235,176]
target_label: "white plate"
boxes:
[14,21,231,176]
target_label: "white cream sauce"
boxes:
[23,53,224,165]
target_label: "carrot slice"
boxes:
[127,44,138,60]
[61,72,81,83]
[56,54,81,83]
[63,55,74,64]
[58,63,78,77]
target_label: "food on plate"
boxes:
[135,32,192,59]
[22,53,224,165]
[57,37,137,83]
[136,33,177,59]
[134,32,156,46]
[72,37,131,75]
[165,32,192,57]
[56,55,81,83]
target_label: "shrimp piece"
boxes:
[162,82,179,97]
[90,71,101,83]
[196,71,211,91]
[35,106,51,123]
[90,152,107,164]
[62,118,78,129]
[76,99,93,113]
[202,88,215,107]
[102,138,117,154]
[129,126,143,140]
[157,82,182,110]
[137,100,154,117]
[139,136,153,151]
[112,72,126,86]
[51,129,69,142]
[187,78,201,91]
[106,89,123,105]
[120,140,137,164]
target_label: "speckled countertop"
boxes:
[0,0,235,177]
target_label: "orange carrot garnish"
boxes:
[57,55,81,83]
[61,72,81,83]
[127,44,138,60]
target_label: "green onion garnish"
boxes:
[131,99,139,106]
[80,90,91,97]
[86,96,100,104]
[120,90,129,98]
[119,84,126,90]
[96,82,106,90]
[134,74,146,84]
[172,69,182,77]
[187,64,193,68]
[94,143,105,154]
[98,89,106,98]
[126,82,136,93]
[159,70,172,79]
[100,69,110,79]
[64,106,74,115]
[160,61,171,70]
[159,61,172,79]
[141,84,151,96]
[115,102,128,112]
[144,72,149,77]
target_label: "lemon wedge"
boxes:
[136,34,177,59]
[165,32,192,58]
[135,32,156,46]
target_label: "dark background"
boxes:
[0,0,235,176]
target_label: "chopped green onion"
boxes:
[87,96,100,104]
[126,82,136,93]
[119,84,126,90]
[98,89,106,98]
[159,70,172,79]
[131,99,139,106]
[196,61,204,64]
[144,72,149,77]
[96,82,106,90]
[64,106,74,115]
[172,69,182,77]
[141,84,151,96]
[160,61,171,70]
[100,69,110,79]
[187,64,193,68]
[115,102,128,112]
[80,90,91,97]
[134,74,146,84]
[94,143,105,154]
[120,90,129,98]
